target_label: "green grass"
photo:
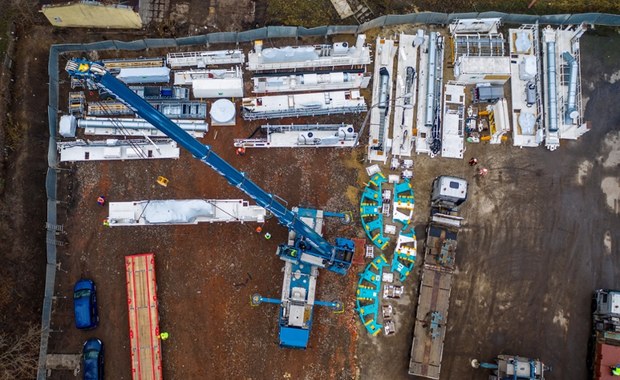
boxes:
[267,0,340,27]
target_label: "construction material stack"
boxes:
[125,253,163,380]
[409,176,467,379]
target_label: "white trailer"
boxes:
[57,139,179,162]
[234,124,357,148]
[76,116,209,138]
[509,25,544,148]
[391,33,419,157]
[241,90,366,120]
[252,72,370,94]
[367,36,396,163]
[441,83,465,159]
[542,24,589,151]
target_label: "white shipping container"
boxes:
[192,78,243,98]
[117,67,171,84]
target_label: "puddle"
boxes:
[576,159,593,185]
[601,176,620,214]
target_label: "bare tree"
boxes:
[9,0,39,26]
[0,324,40,380]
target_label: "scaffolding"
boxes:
[102,57,165,70]
[68,92,85,116]
[88,100,206,119]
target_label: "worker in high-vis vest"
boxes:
[611,365,620,376]
[158,332,169,341]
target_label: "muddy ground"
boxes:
[357,29,620,380]
[0,2,618,379]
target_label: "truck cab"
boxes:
[431,176,468,212]
[593,289,620,333]
[594,289,620,317]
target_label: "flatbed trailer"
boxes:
[125,253,163,380]
[409,221,459,379]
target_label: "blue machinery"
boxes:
[66,59,355,348]
[473,354,549,380]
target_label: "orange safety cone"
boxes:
[256,226,263,233]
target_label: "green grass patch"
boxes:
[267,0,340,27]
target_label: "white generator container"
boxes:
[192,78,243,98]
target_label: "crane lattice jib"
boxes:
[65,59,344,270]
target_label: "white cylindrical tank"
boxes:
[302,73,319,85]
[193,78,243,98]
[337,125,355,138]
[333,42,349,55]
[329,72,346,83]
[210,99,236,125]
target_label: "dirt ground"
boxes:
[1,1,619,378]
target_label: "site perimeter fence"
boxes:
[39,10,620,378]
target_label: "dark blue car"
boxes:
[73,279,99,330]
[82,338,104,380]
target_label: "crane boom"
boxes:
[65,59,353,274]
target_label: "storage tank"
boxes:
[525,82,537,107]
[192,78,243,98]
[210,99,236,125]
[333,42,349,55]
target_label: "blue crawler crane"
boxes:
[65,59,355,348]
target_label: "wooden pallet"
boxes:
[125,253,163,380]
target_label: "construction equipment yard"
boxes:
[1,5,620,380]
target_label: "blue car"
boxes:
[73,279,99,330]
[82,338,104,380]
